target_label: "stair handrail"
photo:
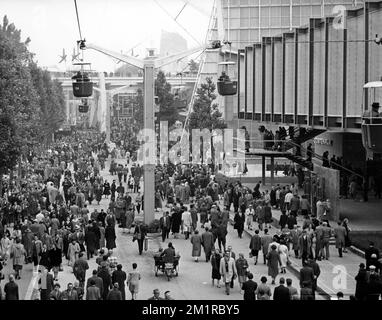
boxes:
[286,140,364,179]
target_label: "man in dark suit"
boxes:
[298,229,312,264]
[273,277,291,301]
[116,183,125,196]
[4,274,19,300]
[86,269,104,297]
[307,258,321,298]
[299,262,315,299]
[160,211,171,242]
[98,264,112,300]
[242,272,257,300]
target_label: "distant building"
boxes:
[159,30,188,75]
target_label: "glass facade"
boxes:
[213,0,357,49]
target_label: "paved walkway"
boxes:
[21,157,306,300]
[227,207,362,299]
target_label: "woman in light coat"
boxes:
[219,252,237,295]
[67,240,80,267]
[190,230,202,262]
[278,241,289,274]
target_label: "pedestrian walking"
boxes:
[201,227,214,262]
[342,218,351,252]
[105,223,116,250]
[355,263,368,301]
[211,249,222,288]
[107,283,122,300]
[112,264,127,300]
[278,241,289,274]
[235,253,249,292]
[256,276,272,300]
[219,252,237,295]
[273,277,290,301]
[245,204,255,230]
[334,221,346,257]
[86,279,101,300]
[73,252,89,288]
[267,244,281,284]
[234,210,245,238]
[261,229,273,264]
[4,274,19,300]
[242,272,257,301]
[97,264,112,300]
[127,263,141,300]
[249,230,261,265]
[133,222,147,255]
[10,238,25,279]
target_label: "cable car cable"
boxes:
[73,0,84,41]
[153,0,202,46]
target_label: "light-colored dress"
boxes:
[127,270,141,293]
[278,244,289,268]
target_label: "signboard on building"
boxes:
[313,138,333,146]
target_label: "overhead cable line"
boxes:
[74,0,83,41]
[153,0,203,46]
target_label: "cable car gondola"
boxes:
[217,61,237,96]
[72,62,93,98]
[361,81,382,154]
[78,98,89,113]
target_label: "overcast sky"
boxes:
[1,0,213,72]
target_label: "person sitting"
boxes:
[218,71,230,82]
[363,102,381,124]
[161,242,176,268]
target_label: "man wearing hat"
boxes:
[363,102,381,123]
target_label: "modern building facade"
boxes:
[213,0,358,49]
[229,1,382,169]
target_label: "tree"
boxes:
[188,77,227,165]
[188,77,227,131]
[0,15,66,176]
[0,16,40,155]
[30,63,66,143]
[0,113,21,175]
[155,70,179,126]
[188,59,199,74]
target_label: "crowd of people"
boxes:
[1,124,381,301]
